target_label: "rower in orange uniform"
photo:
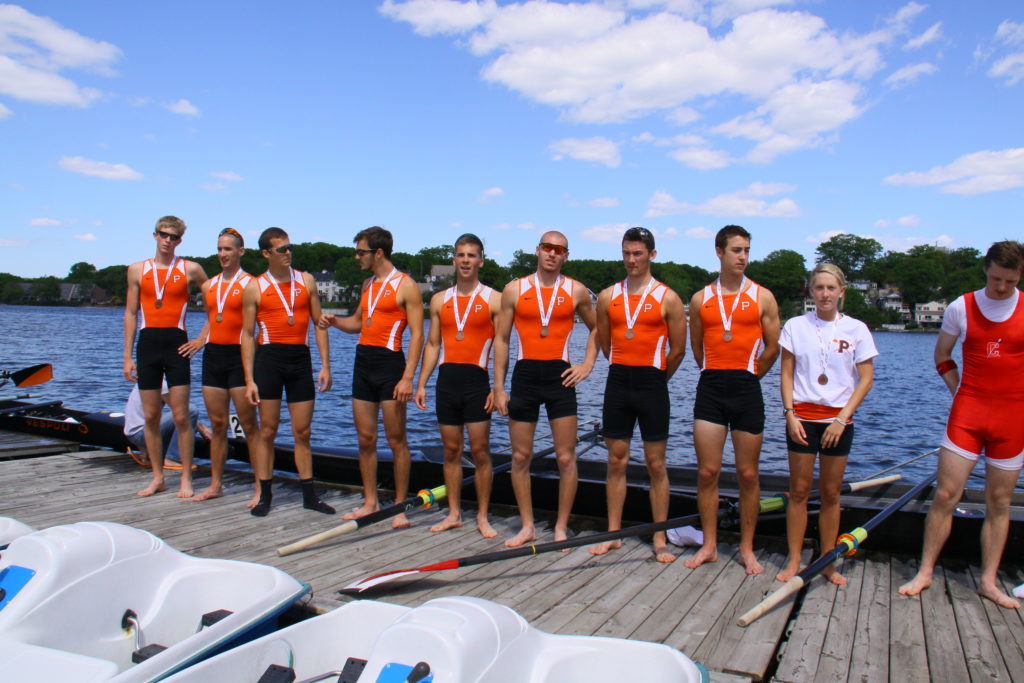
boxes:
[123,215,208,498]
[414,233,502,537]
[492,231,599,548]
[686,225,780,574]
[241,227,333,517]
[590,227,686,563]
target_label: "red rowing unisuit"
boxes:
[439,286,495,369]
[699,280,763,374]
[140,259,190,330]
[358,273,408,352]
[943,291,1024,464]
[256,270,310,345]
[204,272,252,345]
[608,280,669,369]
[513,275,577,362]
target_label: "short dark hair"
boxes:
[454,232,484,256]
[622,226,655,251]
[715,224,751,250]
[258,227,289,252]
[984,240,1024,272]
[354,226,393,259]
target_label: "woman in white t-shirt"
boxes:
[777,263,879,584]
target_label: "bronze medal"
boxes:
[540,325,549,337]
[455,330,464,341]
[625,328,635,340]
[817,373,828,385]
[365,316,373,328]
[287,316,295,326]
[215,313,223,322]
[155,299,163,309]
[723,331,733,342]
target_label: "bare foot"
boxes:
[136,480,166,497]
[776,559,801,582]
[476,518,497,539]
[430,514,462,533]
[553,527,572,551]
[176,484,194,499]
[740,549,764,575]
[683,544,718,569]
[653,544,676,563]
[391,512,410,530]
[190,486,223,502]
[505,526,537,548]
[823,566,847,586]
[898,572,932,596]
[978,582,1021,609]
[589,539,622,556]
[342,504,380,521]
[246,491,260,509]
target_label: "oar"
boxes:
[5,363,53,387]
[340,474,901,594]
[864,447,939,480]
[737,470,938,627]
[0,393,38,403]
[276,424,603,556]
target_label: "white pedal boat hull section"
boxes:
[0,517,35,548]
[164,595,708,683]
[0,521,309,682]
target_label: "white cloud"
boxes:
[996,20,1024,46]
[685,226,713,239]
[580,222,631,243]
[201,182,228,192]
[588,197,619,208]
[983,20,1024,85]
[904,22,942,50]
[58,155,142,180]
[491,222,510,230]
[165,98,199,116]
[0,237,28,247]
[210,171,243,181]
[646,182,801,218]
[874,215,920,228]
[885,62,936,89]
[89,220,102,226]
[884,148,1024,195]
[73,233,97,241]
[0,102,10,118]
[805,229,844,244]
[379,0,496,35]
[127,96,150,107]
[0,5,120,108]
[478,186,505,203]
[989,53,1024,86]
[518,221,542,231]
[669,145,730,169]
[548,137,621,167]
[29,217,59,226]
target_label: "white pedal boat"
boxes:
[0,521,309,682]
[0,517,35,548]
[164,595,708,683]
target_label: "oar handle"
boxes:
[277,520,358,556]
[737,577,805,627]
[845,474,901,493]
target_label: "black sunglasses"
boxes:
[354,248,376,256]
[155,230,182,242]
[271,243,293,254]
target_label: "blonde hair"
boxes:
[155,215,186,235]
[811,263,847,310]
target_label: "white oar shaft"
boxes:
[277,520,358,557]
[846,474,901,492]
[865,448,938,480]
[737,577,805,627]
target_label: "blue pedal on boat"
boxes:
[163,595,709,682]
[0,521,309,682]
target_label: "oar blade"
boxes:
[11,364,53,387]
[340,568,423,594]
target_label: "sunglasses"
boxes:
[271,244,294,254]
[354,248,376,256]
[539,242,568,255]
[155,230,182,242]
[219,227,244,243]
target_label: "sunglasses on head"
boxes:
[272,243,293,254]
[219,227,243,245]
[155,230,182,242]
[539,242,568,255]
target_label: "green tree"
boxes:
[2,281,24,303]
[30,276,61,301]
[506,250,537,279]
[941,247,984,301]
[562,259,621,293]
[66,261,97,283]
[892,245,946,308]
[843,288,885,328]
[478,258,509,290]
[815,234,883,278]
[746,249,807,305]
[94,265,129,300]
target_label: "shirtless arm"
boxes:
[688,290,705,370]
[306,272,332,392]
[483,288,503,412]
[562,284,597,387]
[934,331,960,396]
[491,282,517,416]
[595,287,612,360]
[178,261,210,357]
[240,280,261,405]
[394,276,424,402]
[663,290,687,380]
[123,263,142,381]
[757,288,781,377]
[414,291,443,410]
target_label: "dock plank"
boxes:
[919,565,971,682]
[942,559,1011,681]
[889,556,930,683]
[848,552,891,683]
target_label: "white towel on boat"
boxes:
[667,525,703,547]
[1013,584,1024,599]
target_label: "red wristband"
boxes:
[936,359,957,376]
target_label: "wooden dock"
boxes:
[0,429,78,459]
[2,450,1023,682]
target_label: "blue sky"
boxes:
[2,1,1022,278]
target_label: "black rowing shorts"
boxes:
[202,343,246,390]
[787,420,856,457]
[602,364,669,442]
[507,359,577,423]
[136,327,190,391]
[352,344,406,403]
[693,369,765,435]
[254,343,314,403]
[436,363,491,426]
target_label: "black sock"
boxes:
[301,478,335,514]
[250,479,273,517]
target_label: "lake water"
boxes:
[1,305,955,481]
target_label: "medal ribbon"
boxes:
[622,277,656,335]
[367,268,398,322]
[533,274,562,331]
[214,270,243,319]
[813,311,840,379]
[715,275,746,336]
[266,268,297,321]
[451,283,482,338]
[150,257,178,304]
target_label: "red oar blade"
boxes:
[340,568,424,594]
[11,364,53,387]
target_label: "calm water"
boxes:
[1,305,954,481]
